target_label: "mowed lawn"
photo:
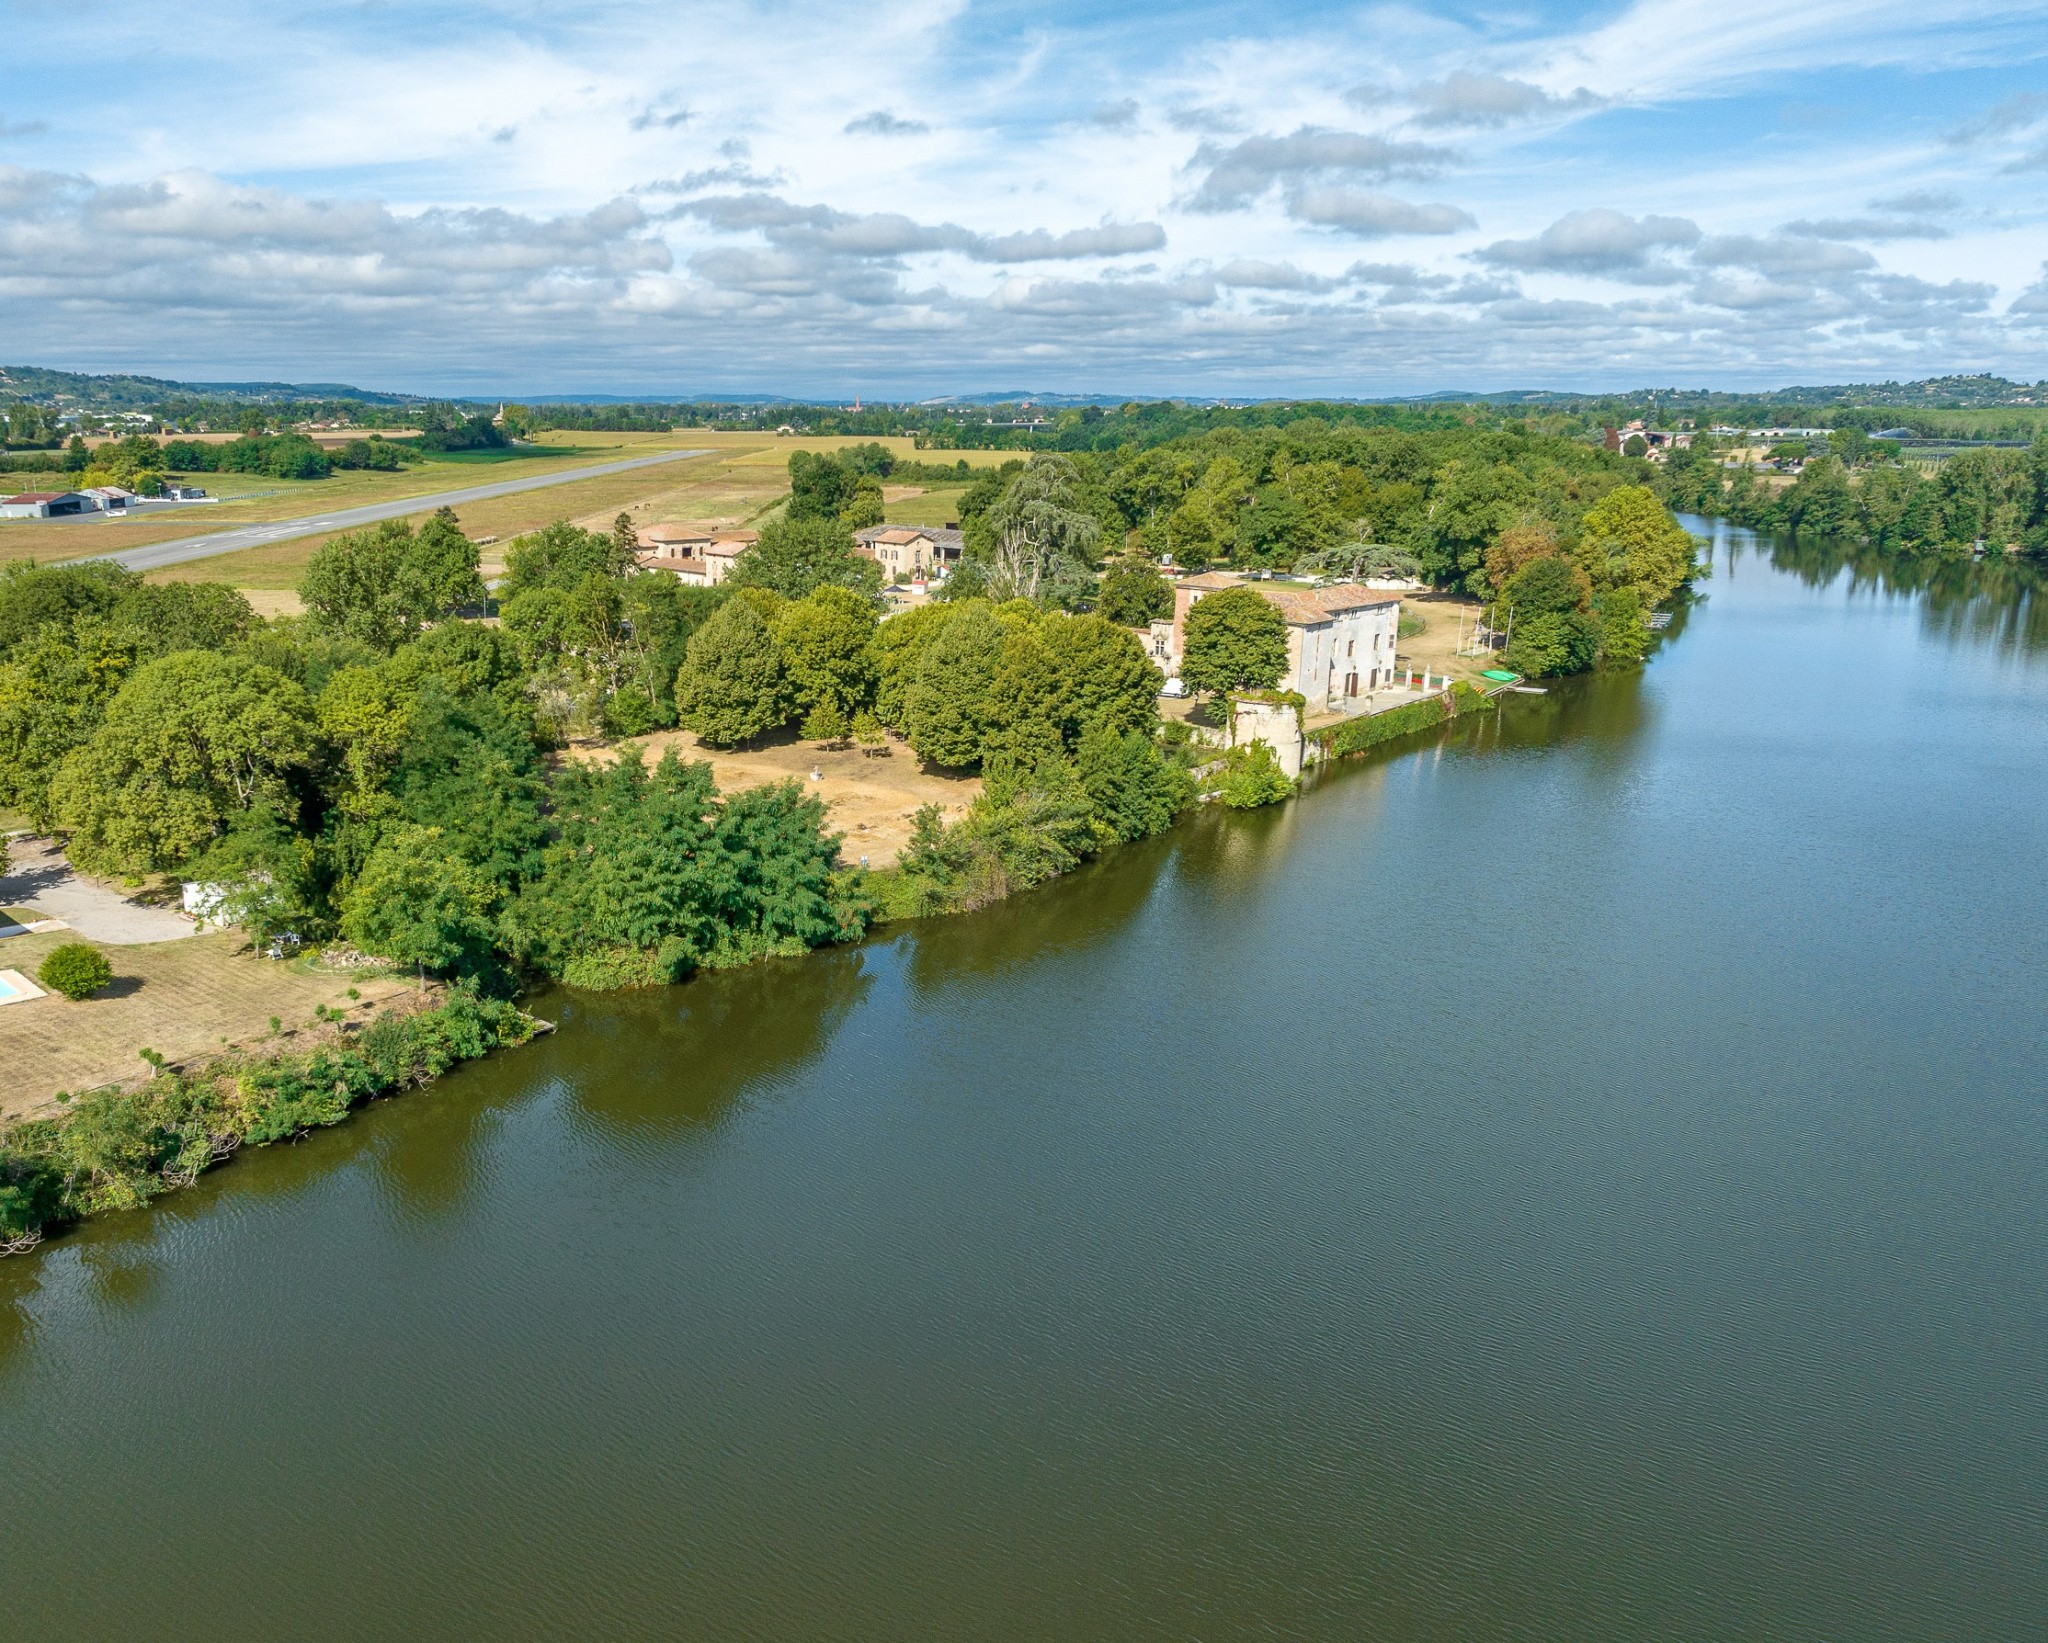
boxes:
[0,928,414,1120]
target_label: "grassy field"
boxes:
[140,433,1012,592]
[0,432,690,569]
[0,927,414,1119]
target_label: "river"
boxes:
[3,523,2045,1639]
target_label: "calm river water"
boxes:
[4,525,2045,1639]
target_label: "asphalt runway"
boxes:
[77,447,711,572]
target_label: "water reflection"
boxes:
[0,1260,43,1374]
[365,1084,501,1231]
[555,944,874,1141]
[1700,516,2048,663]
[896,825,1182,992]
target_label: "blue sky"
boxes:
[3,0,2048,396]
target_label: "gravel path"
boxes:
[0,837,196,944]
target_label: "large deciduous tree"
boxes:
[978,456,1100,605]
[906,602,1005,768]
[772,585,878,725]
[1180,587,1288,696]
[342,824,496,986]
[1500,555,1600,678]
[299,507,484,652]
[51,651,316,874]
[676,596,790,746]
[1573,486,1697,607]
[728,516,882,599]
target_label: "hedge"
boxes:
[1310,681,1496,762]
[0,987,539,1253]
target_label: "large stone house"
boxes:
[854,524,963,580]
[1170,571,1401,706]
[634,522,758,586]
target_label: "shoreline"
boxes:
[0,685,1495,1258]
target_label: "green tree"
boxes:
[1180,586,1287,695]
[1595,586,1648,666]
[978,455,1101,605]
[1165,457,1251,571]
[51,652,316,874]
[905,602,1004,767]
[300,508,484,652]
[727,515,882,599]
[772,585,878,721]
[1214,739,1294,809]
[500,519,633,599]
[1575,485,1697,606]
[1097,551,1173,626]
[786,450,858,521]
[384,686,550,899]
[1500,555,1600,678]
[507,750,723,986]
[869,602,956,729]
[1076,724,1191,841]
[37,942,113,1001]
[342,825,496,986]
[0,624,137,827]
[676,597,790,746]
[1039,613,1162,747]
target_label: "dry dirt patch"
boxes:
[581,726,981,868]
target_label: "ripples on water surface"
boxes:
[3,526,2045,1640]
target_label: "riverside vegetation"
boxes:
[0,413,1700,1250]
[1656,433,2048,554]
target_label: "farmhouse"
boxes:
[634,522,758,586]
[1170,572,1402,706]
[854,524,963,579]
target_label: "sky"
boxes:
[3,0,2048,397]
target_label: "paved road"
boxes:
[85,447,711,572]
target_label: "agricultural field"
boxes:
[0,436,651,567]
[142,432,1011,593]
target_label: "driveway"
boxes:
[0,836,197,944]
[83,447,711,573]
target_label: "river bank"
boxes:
[0,671,1501,1254]
[6,523,2042,1638]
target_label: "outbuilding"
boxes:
[0,491,95,518]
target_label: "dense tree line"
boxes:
[920,426,1698,677]
[1658,438,2048,554]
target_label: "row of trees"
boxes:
[921,424,1654,603]
[1657,439,2048,554]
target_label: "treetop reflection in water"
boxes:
[1,521,2045,1641]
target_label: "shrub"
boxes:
[1213,740,1295,809]
[37,943,113,1000]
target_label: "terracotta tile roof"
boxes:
[1252,580,1401,626]
[1308,582,1402,614]
[1179,570,1245,591]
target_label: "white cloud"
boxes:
[1185,127,1456,210]
[1399,72,1605,129]
[1476,209,1701,277]
[0,0,2045,391]
[844,110,930,137]
[1288,188,1474,237]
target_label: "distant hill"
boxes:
[0,366,421,408]
[6,365,2046,414]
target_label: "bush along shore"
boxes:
[0,987,540,1254]
[0,422,1697,1253]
